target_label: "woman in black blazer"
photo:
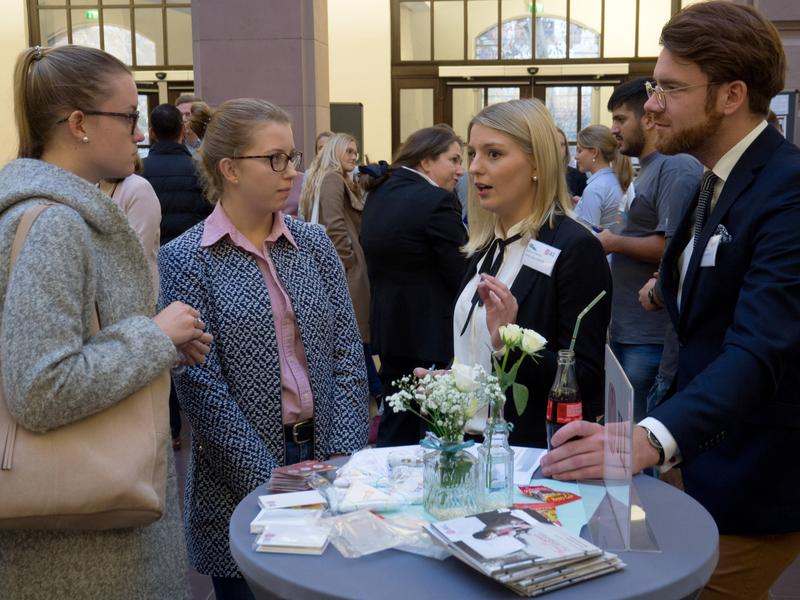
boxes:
[455,99,611,449]
[360,126,468,446]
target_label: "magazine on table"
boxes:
[427,508,601,573]
[507,554,624,597]
[426,508,623,596]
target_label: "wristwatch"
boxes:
[641,426,665,466]
[647,286,660,307]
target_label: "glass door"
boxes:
[445,82,531,143]
[392,78,442,150]
[539,84,616,155]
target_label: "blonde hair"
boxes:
[576,124,634,192]
[14,45,130,159]
[464,98,572,256]
[198,98,291,203]
[299,133,358,221]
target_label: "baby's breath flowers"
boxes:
[386,364,504,442]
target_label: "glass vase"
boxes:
[422,437,479,520]
[478,397,515,510]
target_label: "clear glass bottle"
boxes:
[478,396,515,510]
[545,349,582,450]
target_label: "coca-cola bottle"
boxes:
[546,349,582,450]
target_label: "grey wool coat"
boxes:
[0,159,189,600]
[159,216,369,577]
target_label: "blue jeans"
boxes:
[610,342,663,423]
[285,438,313,465]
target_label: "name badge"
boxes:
[701,234,721,268]
[523,240,562,276]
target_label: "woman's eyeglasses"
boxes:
[232,151,303,172]
[56,110,141,135]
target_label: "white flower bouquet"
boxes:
[386,363,505,443]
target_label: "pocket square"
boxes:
[715,224,733,243]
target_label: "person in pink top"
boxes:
[158,98,368,599]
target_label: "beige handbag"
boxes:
[0,204,171,530]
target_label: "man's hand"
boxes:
[540,421,606,480]
[540,422,662,480]
[595,227,617,254]
[638,277,661,311]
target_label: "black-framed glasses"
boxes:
[645,81,719,110]
[56,110,140,135]
[232,151,303,172]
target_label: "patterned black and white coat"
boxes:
[159,216,369,577]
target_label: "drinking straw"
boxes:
[569,291,607,353]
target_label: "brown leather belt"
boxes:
[284,419,313,444]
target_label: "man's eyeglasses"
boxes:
[645,81,718,110]
[56,110,140,135]
[232,151,303,172]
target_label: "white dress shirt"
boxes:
[640,120,768,471]
[453,221,529,432]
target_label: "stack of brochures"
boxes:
[267,460,337,492]
[250,490,330,555]
[425,508,624,597]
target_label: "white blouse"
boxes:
[453,221,529,432]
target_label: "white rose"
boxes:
[451,362,480,393]
[499,323,523,348]
[521,329,547,355]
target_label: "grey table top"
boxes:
[230,473,718,600]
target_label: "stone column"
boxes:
[191,0,329,166]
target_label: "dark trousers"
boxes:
[211,576,255,600]
[363,343,383,397]
[376,356,447,447]
[169,378,181,440]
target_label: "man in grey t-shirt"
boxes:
[596,78,702,421]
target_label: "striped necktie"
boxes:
[693,170,719,243]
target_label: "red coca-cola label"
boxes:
[547,399,582,424]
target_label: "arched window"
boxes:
[477,15,599,61]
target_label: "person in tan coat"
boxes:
[300,133,381,398]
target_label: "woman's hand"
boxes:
[477,274,518,351]
[176,334,213,367]
[153,301,206,346]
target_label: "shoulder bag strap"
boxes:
[3,204,53,470]
[2,203,101,470]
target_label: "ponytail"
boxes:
[577,124,633,190]
[612,149,634,192]
[13,45,130,159]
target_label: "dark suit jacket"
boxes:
[142,141,211,245]
[458,214,612,448]
[653,125,800,535]
[361,168,467,364]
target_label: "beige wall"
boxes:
[0,0,28,165]
[328,0,391,162]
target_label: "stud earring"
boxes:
[81,136,90,144]
[592,157,596,163]
[532,175,538,182]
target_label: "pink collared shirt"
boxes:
[201,202,313,425]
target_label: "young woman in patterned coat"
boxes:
[159,98,369,599]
